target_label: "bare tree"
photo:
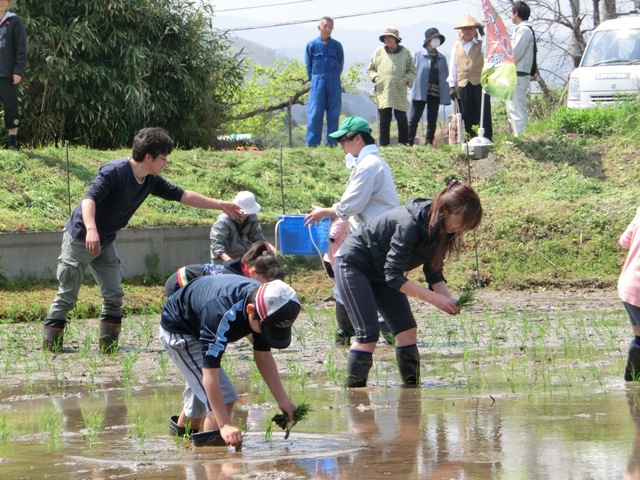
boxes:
[500,0,598,86]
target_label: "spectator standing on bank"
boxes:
[367,27,416,146]
[448,15,493,141]
[210,191,274,264]
[305,16,344,147]
[408,27,450,146]
[0,0,27,151]
[506,1,535,137]
[42,127,242,353]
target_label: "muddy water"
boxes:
[2,380,640,479]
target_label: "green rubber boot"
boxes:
[43,325,65,353]
[335,301,355,346]
[99,316,122,354]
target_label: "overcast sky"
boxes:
[209,0,487,52]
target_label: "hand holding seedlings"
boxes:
[270,401,311,440]
[456,287,476,308]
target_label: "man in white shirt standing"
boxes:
[506,1,535,137]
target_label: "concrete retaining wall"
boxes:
[0,225,277,281]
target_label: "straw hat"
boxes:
[454,15,483,29]
[379,27,402,43]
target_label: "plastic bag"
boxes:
[448,99,464,145]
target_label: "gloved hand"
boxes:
[449,86,458,100]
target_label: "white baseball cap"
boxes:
[255,280,301,349]
[234,191,261,215]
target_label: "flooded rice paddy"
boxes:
[1,289,639,479]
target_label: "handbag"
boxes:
[448,99,464,145]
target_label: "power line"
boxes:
[216,0,314,13]
[217,0,459,32]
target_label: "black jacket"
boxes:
[0,13,27,78]
[338,198,446,289]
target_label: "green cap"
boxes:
[329,116,372,139]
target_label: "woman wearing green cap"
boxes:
[305,115,400,346]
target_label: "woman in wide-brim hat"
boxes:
[408,27,451,146]
[367,27,416,146]
[447,15,493,141]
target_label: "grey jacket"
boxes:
[209,213,266,263]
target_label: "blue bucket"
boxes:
[276,214,331,255]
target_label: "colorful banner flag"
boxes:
[480,0,517,100]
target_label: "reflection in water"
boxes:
[626,389,640,480]
[53,390,128,431]
[1,383,639,479]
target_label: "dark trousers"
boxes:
[458,83,492,141]
[334,256,416,344]
[0,77,19,130]
[378,108,408,146]
[408,96,440,145]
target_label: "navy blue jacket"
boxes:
[160,275,271,369]
[338,198,446,289]
[65,158,184,244]
[0,13,27,78]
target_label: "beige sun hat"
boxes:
[454,15,484,29]
[379,27,402,43]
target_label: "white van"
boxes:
[567,13,640,108]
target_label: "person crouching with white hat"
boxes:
[210,190,275,263]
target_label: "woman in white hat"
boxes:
[367,27,416,146]
[210,191,274,263]
[447,15,493,141]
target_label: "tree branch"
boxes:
[231,85,311,120]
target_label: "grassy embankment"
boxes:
[0,101,638,322]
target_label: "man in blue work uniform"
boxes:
[305,16,344,147]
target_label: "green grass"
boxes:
[0,97,639,321]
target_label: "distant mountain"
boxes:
[225,20,455,68]
[228,36,294,67]
[227,35,378,123]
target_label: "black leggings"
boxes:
[334,256,416,344]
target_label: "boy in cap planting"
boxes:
[160,275,301,450]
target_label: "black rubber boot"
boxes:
[335,301,355,346]
[625,340,640,381]
[396,344,421,386]
[379,320,395,346]
[99,315,122,354]
[43,318,66,353]
[191,429,226,447]
[168,415,199,437]
[345,351,373,388]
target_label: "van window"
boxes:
[581,27,640,67]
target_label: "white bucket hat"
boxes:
[234,191,261,215]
